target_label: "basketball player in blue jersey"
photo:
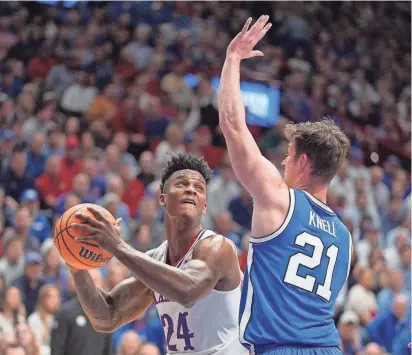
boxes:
[219,15,352,355]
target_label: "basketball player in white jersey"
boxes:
[69,153,247,355]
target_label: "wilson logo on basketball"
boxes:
[79,246,109,263]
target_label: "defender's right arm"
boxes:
[71,270,153,333]
[219,16,288,206]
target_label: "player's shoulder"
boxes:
[193,231,237,261]
[199,229,235,247]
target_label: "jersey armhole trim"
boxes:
[175,229,207,268]
[346,232,353,281]
[249,188,295,244]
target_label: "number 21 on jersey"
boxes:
[284,232,339,301]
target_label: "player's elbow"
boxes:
[180,296,196,309]
[92,324,113,333]
[175,281,200,308]
[90,322,112,333]
[90,319,119,333]
[219,112,242,136]
[178,275,214,308]
[89,312,121,333]
[181,300,196,309]
[175,290,196,309]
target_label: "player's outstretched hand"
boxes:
[72,207,124,254]
[226,15,272,61]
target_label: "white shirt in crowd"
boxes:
[346,284,377,319]
[206,176,241,218]
[155,142,186,170]
[60,84,97,114]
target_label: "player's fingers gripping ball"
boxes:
[54,203,114,269]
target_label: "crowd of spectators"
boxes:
[0,2,410,355]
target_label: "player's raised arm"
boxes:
[218,16,287,203]
[70,256,153,333]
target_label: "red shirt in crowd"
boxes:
[35,172,70,205]
[112,102,145,135]
[122,178,145,218]
[202,146,226,170]
[239,251,247,272]
[27,56,57,81]
[58,157,83,191]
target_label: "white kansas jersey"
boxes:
[151,229,247,355]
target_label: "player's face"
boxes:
[282,143,300,187]
[160,170,207,218]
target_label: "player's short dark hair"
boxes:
[284,118,350,182]
[160,153,213,193]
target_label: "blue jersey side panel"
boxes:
[239,189,351,351]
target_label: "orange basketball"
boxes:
[54,203,114,270]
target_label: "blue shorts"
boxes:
[256,346,342,355]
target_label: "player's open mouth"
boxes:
[181,198,196,206]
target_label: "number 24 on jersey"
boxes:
[161,312,195,352]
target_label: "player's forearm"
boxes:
[218,55,270,191]
[218,55,246,133]
[71,270,120,332]
[113,241,207,308]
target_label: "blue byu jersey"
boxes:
[239,189,352,353]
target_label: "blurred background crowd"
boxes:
[0,1,410,355]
